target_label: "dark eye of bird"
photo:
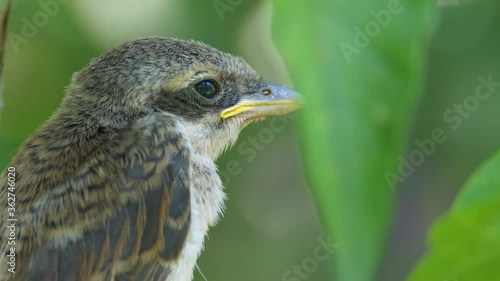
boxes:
[194,80,220,99]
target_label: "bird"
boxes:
[0,37,302,281]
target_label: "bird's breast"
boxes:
[167,153,226,281]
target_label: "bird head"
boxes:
[63,37,302,159]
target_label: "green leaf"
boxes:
[272,1,435,280]
[452,152,500,212]
[408,152,500,281]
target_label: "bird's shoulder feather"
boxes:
[0,113,192,281]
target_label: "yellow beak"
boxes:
[219,83,303,119]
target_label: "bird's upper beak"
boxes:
[219,83,303,119]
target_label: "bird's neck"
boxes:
[17,108,115,170]
[179,121,240,161]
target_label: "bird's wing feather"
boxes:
[21,113,191,281]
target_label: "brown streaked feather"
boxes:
[0,113,191,281]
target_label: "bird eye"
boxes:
[194,80,220,99]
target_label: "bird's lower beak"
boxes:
[219,83,303,119]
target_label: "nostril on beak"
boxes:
[262,88,272,96]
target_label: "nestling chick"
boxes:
[0,37,301,281]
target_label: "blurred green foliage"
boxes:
[409,152,500,280]
[1,1,500,281]
[273,1,434,280]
